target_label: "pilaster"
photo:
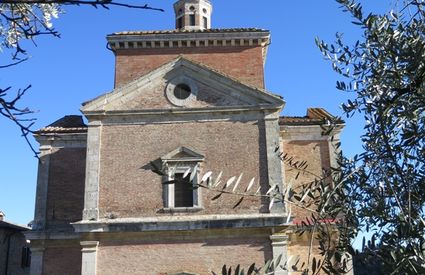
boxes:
[270,234,288,275]
[81,241,99,275]
[33,145,52,230]
[83,121,102,220]
[328,126,343,170]
[264,112,285,213]
[29,243,45,275]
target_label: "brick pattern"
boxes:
[288,233,325,274]
[114,46,265,89]
[281,140,331,220]
[97,235,272,275]
[98,121,269,219]
[43,246,82,275]
[46,148,86,228]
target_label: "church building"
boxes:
[26,0,343,274]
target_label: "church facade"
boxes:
[27,1,343,274]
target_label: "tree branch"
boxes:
[0,85,39,158]
[1,0,164,12]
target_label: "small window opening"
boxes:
[203,17,208,29]
[189,6,195,11]
[174,84,191,100]
[177,17,183,29]
[190,14,196,26]
[21,246,31,268]
[174,173,194,207]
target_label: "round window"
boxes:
[165,76,198,107]
[189,6,195,11]
[174,84,191,100]
[203,8,207,14]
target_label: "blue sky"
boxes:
[1,0,389,226]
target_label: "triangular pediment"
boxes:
[161,147,205,162]
[81,57,284,114]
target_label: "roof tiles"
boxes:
[36,115,87,134]
[109,28,269,36]
[280,108,344,126]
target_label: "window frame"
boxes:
[161,147,205,212]
[165,76,198,107]
[177,16,183,29]
[203,16,208,29]
[189,14,196,26]
[164,163,200,210]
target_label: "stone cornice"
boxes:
[107,30,270,51]
[34,132,87,148]
[72,213,288,233]
[280,124,344,141]
[25,230,80,240]
[83,104,282,118]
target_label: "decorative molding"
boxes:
[25,231,80,240]
[107,31,270,51]
[165,75,199,107]
[280,125,335,141]
[161,146,205,163]
[35,133,87,148]
[72,213,289,233]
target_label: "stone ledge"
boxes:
[25,230,80,240]
[160,207,204,213]
[72,213,289,233]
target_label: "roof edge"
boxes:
[280,108,345,126]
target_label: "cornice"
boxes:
[107,30,270,51]
[72,213,289,233]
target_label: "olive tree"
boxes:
[315,0,425,273]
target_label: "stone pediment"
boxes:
[81,57,284,114]
[161,147,205,163]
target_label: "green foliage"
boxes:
[316,0,425,273]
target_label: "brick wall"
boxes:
[281,140,331,220]
[46,148,86,228]
[114,46,265,89]
[43,245,82,275]
[97,233,272,274]
[98,120,269,218]
[288,233,324,274]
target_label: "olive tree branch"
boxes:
[1,0,164,12]
[0,85,39,158]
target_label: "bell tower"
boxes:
[174,0,213,30]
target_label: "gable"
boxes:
[81,57,284,114]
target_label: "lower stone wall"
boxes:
[42,244,81,275]
[96,233,272,275]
